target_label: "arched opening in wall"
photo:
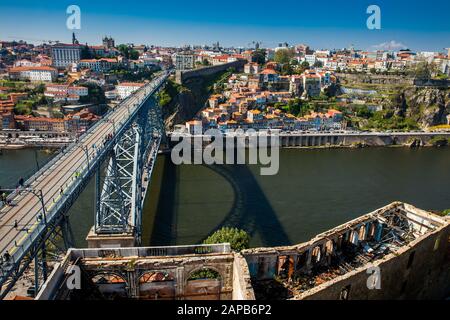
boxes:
[311,245,322,263]
[369,222,377,239]
[350,230,359,245]
[91,273,127,299]
[325,240,334,256]
[296,250,309,272]
[392,136,399,145]
[324,239,336,265]
[358,225,367,241]
[186,268,222,300]
[277,255,294,279]
[138,271,175,300]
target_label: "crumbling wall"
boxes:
[42,250,235,300]
[298,219,450,300]
[232,253,256,300]
[242,202,450,300]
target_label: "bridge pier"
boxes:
[88,95,165,249]
[86,227,136,248]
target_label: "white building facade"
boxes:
[51,44,82,68]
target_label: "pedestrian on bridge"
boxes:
[4,251,11,262]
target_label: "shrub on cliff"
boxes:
[429,136,449,147]
[203,227,250,251]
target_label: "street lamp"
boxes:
[1,188,47,225]
[27,189,47,226]
[76,144,90,170]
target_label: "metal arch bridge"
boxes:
[0,72,170,299]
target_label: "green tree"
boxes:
[355,105,373,118]
[429,136,449,147]
[281,63,294,75]
[79,83,105,104]
[251,49,266,65]
[188,268,221,280]
[410,61,431,79]
[117,44,139,60]
[129,49,140,60]
[313,60,323,68]
[80,45,93,59]
[14,104,32,115]
[203,227,250,251]
[158,80,183,107]
[274,48,295,64]
[287,98,302,115]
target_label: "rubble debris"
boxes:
[250,203,444,300]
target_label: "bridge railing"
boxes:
[69,243,232,260]
[1,73,168,207]
[1,73,169,283]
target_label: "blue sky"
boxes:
[1,0,449,51]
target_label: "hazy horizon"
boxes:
[1,0,449,52]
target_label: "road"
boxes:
[0,74,167,267]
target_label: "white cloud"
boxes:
[372,40,407,51]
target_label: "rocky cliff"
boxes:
[161,70,232,130]
[387,87,450,128]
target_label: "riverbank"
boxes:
[167,131,450,149]
[0,144,27,150]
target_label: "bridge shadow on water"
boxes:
[149,156,179,246]
[149,158,291,247]
[200,164,291,247]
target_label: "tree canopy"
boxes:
[273,48,295,64]
[251,49,266,65]
[203,227,250,251]
[117,44,140,60]
[409,61,432,79]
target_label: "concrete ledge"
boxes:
[86,227,135,248]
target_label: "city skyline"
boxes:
[1,0,449,51]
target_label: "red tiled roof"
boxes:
[260,69,278,75]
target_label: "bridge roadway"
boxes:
[0,73,168,282]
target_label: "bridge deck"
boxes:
[0,74,167,282]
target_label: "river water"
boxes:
[1,147,449,248]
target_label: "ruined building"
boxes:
[36,202,450,300]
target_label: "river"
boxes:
[1,147,449,248]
